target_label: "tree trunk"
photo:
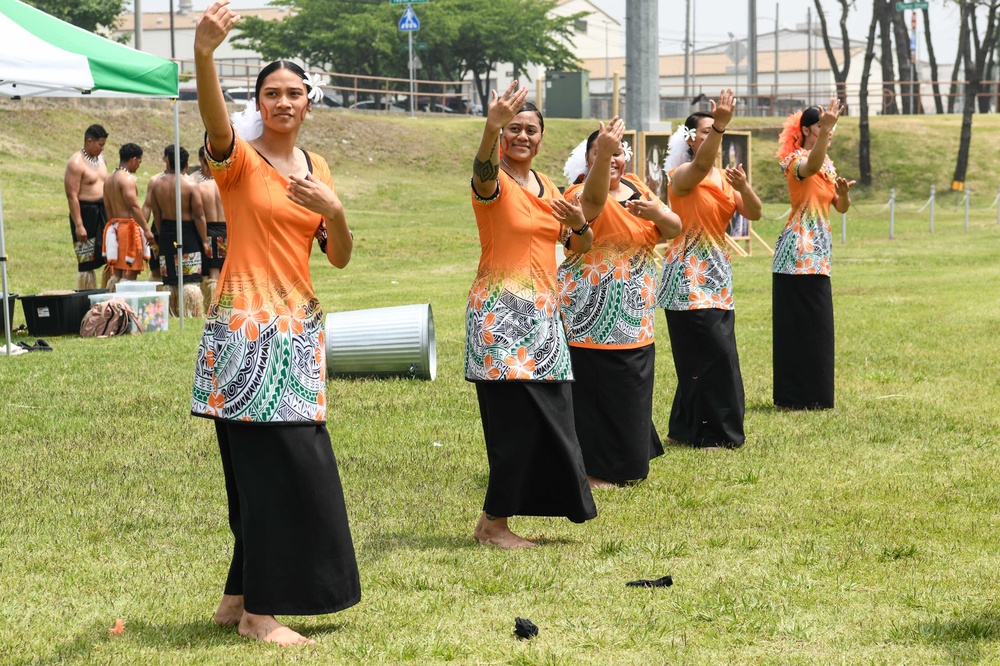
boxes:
[877,0,898,114]
[813,0,853,109]
[891,6,913,113]
[859,5,879,186]
[952,0,1000,188]
[922,7,944,114]
[949,4,971,113]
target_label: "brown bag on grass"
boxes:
[80,299,144,338]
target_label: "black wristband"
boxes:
[571,220,591,236]
[711,124,725,134]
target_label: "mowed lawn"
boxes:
[1,101,999,664]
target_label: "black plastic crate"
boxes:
[0,292,16,332]
[20,289,108,336]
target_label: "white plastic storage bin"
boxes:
[87,291,169,332]
[114,280,162,294]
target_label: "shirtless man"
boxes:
[142,162,168,281]
[195,146,227,308]
[103,143,155,287]
[65,124,109,290]
[148,145,210,316]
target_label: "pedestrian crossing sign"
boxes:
[398,5,420,31]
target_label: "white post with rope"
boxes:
[889,188,895,239]
[964,188,970,232]
[841,212,846,244]
[929,184,934,233]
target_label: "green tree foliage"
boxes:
[233,0,583,112]
[22,0,126,36]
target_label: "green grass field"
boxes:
[1,101,1000,664]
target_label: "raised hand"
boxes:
[485,81,529,132]
[835,176,855,197]
[594,117,625,157]
[551,194,586,231]
[195,1,240,55]
[724,164,749,192]
[819,98,842,132]
[709,89,737,131]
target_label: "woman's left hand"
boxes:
[625,199,662,220]
[551,194,586,231]
[724,164,749,192]
[287,173,342,217]
[835,176,855,197]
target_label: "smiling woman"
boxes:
[188,0,360,648]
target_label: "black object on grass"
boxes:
[514,617,538,640]
[625,575,673,588]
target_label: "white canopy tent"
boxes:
[0,0,189,355]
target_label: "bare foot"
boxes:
[473,512,487,542]
[214,594,244,626]
[588,475,616,490]
[239,612,315,646]
[475,514,536,550]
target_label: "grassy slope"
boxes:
[1,101,999,664]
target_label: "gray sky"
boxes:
[132,0,963,66]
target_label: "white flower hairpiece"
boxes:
[679,125,697,141]
[622,140,633,162]
[663,124,695,174]
[563,139,589,185]
[231,98,263,141]
[302,72,325,104]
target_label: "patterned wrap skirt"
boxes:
[71,199,107,272]
[158,219,203,286]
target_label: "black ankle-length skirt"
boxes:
[475,381,597,523]
[772,273,834,409]
[568,345,663,483]
[215,420,361,616]
[664,308,746,447]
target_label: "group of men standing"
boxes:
[63,124,227,314]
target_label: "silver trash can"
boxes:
[325,303,436,380]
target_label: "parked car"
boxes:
[349,99,407,113]
[179,88,234,102]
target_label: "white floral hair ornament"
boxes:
[302,72,325,104]
[562,139,589,186]
[231,98,264,141]
[621,140,634,162]
[663,124,695,174]
[679,125,697,141]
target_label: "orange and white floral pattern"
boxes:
[773,149,836,276]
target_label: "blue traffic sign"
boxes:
[398,5,420,31]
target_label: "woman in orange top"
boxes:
[190,2,359,646]
[773,100,854,409]
[558,130,681,487]
[467,81,622,549]
[656,90,762,449]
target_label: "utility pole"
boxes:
[774,3,779,99]
[625,0,660,131]
[683,0,691,98]
[806,5,812,106]
[747,0,757,114]
[134,0,143,51]
[168,0,175,60]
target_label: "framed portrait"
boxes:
[621,129,637,175]
[717,130,753,242]
[638,132,672,201]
